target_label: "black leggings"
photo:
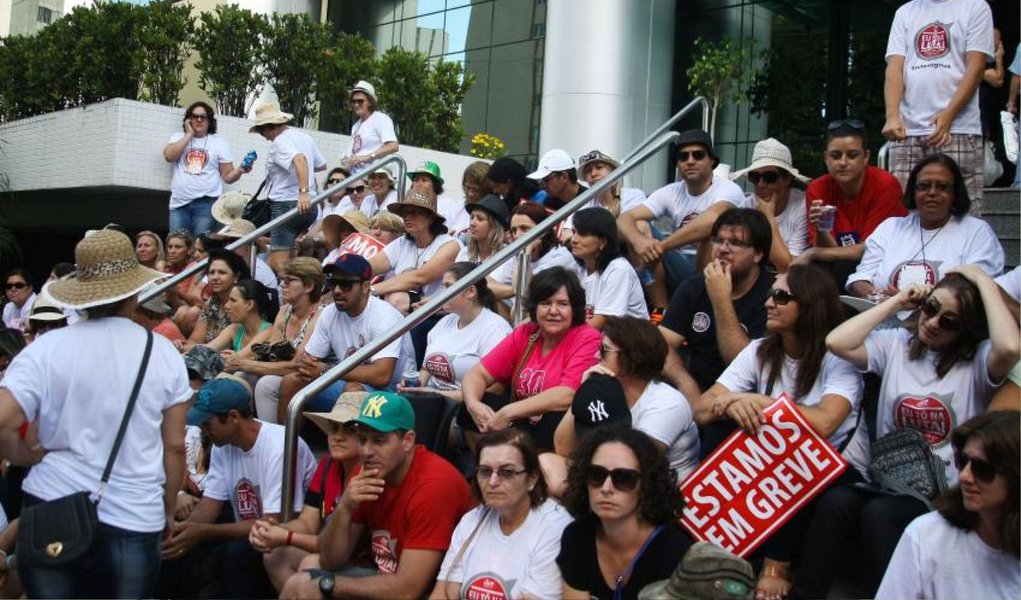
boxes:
[790,470,928,599]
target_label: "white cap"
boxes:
[350,80,377,103]
[527,149,576,180]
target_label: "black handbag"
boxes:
[241,179,271,227]
[17,330,154,567]
[251,340,296,362]
[868,428,948,507]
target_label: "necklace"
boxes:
[909,218,946,265]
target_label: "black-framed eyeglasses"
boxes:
[915,181,953,193]
[748,171,781,185]
[187,114,209,121]
[599,343,622,358]
[586,465,641,492]
[326,278,361,291]
[920,296,962,332]
[5,282,27,290]
[347,185,366,195]
[954,450,998,482]
[540,173,560,187]
[677,150,707,162]
[278,276,300,286]
[710,236,751,249]
[827,119,865,131]
[767,288,797,306]
[476,466,528,481]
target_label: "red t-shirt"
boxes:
[481,322,601,399]
[805,166,905,246]
[154,318,185,343]
[304,456,346,520]
[351,446,474,574]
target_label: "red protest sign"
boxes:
[340,232,385,260]
[678,394,847,558]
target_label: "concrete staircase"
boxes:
[985,187,1020,268]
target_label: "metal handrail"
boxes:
[877,142,891,172]
[137,155,409,303]
[280,130,682,517]
[621,96,709,164]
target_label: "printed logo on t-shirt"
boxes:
[371,529,400,573]
[679,211,700,229]
[233,478,262,520]
[185,148,208,174]
[352,134,363,155]
[584,304,594,320]
[692,311,711,333]
[515,367,546,399]
[893,392,956,447]
[915,21,951,61]
[425,352,455,383]
[463,573,514,600]
[892,260,940,289]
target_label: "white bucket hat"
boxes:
[249,100,293,132]
[350,80,377,104]
[729,138,811,185]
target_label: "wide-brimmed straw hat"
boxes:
[47,229,166,310]
[305,391,368,435]
[248,100,293,132]
[387,189,444,222]
[212,191,252,226]
[208,219,256,240]
[729,138,811,185]
[323,211,370,247]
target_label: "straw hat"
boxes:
[305,391,368,435]
[729,138,811,185]
[248,100,293,132]
[212,191,252,225]
[387,189,444,222]
[208,219,256,240]
[323,211,370,247]
[578,149,621,172]
[47,229,166,310]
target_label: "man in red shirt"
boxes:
[795,120,906,289]
[280,392,474,599]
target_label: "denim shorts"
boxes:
[270,200,315,251]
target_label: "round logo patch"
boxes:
[464,574,511,600]
[894,393,955,447]
[233,478,262,520]
[892,260,939,289]
[692,311,711,333]
[425,352,454,383]
[915,21,950,60]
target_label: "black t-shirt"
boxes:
[662,269,774,392]
[556,517,692,599]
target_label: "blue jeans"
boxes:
[169,195,216,238]
[307,380,378,412]
[270,200,315,251]
[19,495,162,599]
[650,223,696,288]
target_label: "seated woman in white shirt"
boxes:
[458,194,508,265]
[570,207,649,329]
[877,410,1021,600]
[848,153,1003,299]
[697,263,863,600]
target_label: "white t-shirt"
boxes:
[363,190,399,220]
[580,257,649,320]
[438,194,470,235]
[632,380,700,482]
[304,297,415,388]
[847,213,1004,292]
[381,234,461,297]
[437,500,573,600]
[876,511,1021,600]
[995,266,1021,303]
[249,255,277,292]
[637,175,748,254]
[716,339,864,450]
[317,198,349,223]
[424,309,511,390]
[3,318,192,532]
[349,111,397,165]
[266,128,327,202]
[885,0,994,136]
[0,503,7,533]
[167,132,234,208]
[562,187,647,230]
[203,420,316,520]
[747,187,810,257]
[2,292,35,331]
[842,328,999,484]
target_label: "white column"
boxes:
[539,0,676,191]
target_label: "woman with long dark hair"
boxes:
[877,410,1020,599]
[178,248,251,351]
[697,263,862,599]
[200,279,275,353]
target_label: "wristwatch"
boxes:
[299,187,310,193]
[318,574,335,598]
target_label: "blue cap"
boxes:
[187,378,251,426]
[323,253,372,281]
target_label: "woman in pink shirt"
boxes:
[460,267,601,451]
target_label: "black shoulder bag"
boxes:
[241,179,271,227]
[17,330,154,567]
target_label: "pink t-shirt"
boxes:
[482,323,601,399]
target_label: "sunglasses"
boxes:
[347,185,366,195]
[586,465,641,492]
[599,343,622,358]
[326,278,361,291]
[827,118,865,131]
[915,181,953,193]
[954,450,998,482]
[476,466,527,481]
[767,288,796,306]
[6,282,27,290]
[748,171,782,185]
[920,296,962,332]
[327,178,344,186]
[677,150,707,162]
[351,98,367,105]
[187,114,209,121]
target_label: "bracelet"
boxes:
[286,530,294,546]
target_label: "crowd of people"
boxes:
[0,6,1020,598]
